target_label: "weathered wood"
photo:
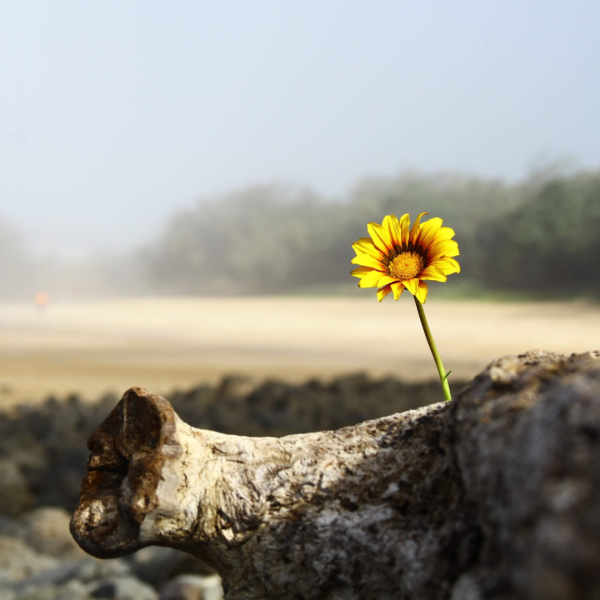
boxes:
[71,351,600,600]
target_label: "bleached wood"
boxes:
[71,351,600,600]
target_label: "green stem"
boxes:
[414,296,452,401]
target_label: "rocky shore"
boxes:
[0,373,454,600]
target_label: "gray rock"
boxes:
[159,575,223,600]
[13,561,85,589]
[86,576,158,600]
[2,507,86,560]
[14,556,131,589]
[127,547,215,588]
[0,459,34,517]
[52,580,90,600]
[0,535,58,581]
[9,556,133,600]
[451,575,482,600]
[0,586,17,600]
[74,558,131,584]
[126,547,179,588]
[7,559,155,600]
[17,580,90,600]
[0,570,16,600]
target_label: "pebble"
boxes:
[159,575,223,600]
[1,508,86,560]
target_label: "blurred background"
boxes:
[1,0,599,405]
[1,3,600,598]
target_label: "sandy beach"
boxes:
[0,296,598,406]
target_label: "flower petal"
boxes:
[391,281,405,300]
[398,214,411,249]
[409,212,428,244]
[382,215,401,252]
[428,239,460,260]
[377,285,393,302]
[418,217,444,249]
[351,266,374,279]
[416,281,428,304]
[377,275,400,289]
[429,257,461,275]
[358,269,386,288]
[431,226,455,244]
[419,265,447,282]
[441,256,461,274]
[351,254,387,271]
[352,238,386,261]
[403,278,420,296]
[367,222,394,255]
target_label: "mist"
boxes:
[2,165,600,301]
[1,1,599,263]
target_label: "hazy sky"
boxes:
[1,1,599,258]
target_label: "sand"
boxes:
[0,296,598,406]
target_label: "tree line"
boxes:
[2,167,599,300]
[143,167,600,298]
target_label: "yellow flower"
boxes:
[351,212,460,303]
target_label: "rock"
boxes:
[0,586,17,600]
[127,547,214,589]
[14,559,108,590]
[12,561,86,589]
[86,576,158,600]
[0,516,11,533]
[16,579,90,600]
[46,557,130,586]
[52,580,90,600]
[0,536,58,581]
[125,547,177,588]
[2,508,86,560]
[0,392,119,513]
[0,570,13,586]
[159,575,223,600]
[7,557,154,600]
[0,459,34,517]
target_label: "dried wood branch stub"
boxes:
[71,351,600,600]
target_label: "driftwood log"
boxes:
[71,351,600,600]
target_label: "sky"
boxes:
[1,0,599,258]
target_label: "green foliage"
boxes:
[144,168,600,298]
[478,171,600,295]
[145,184,338,294]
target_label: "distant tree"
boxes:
[478,171,600,294]
[142,169,600,298]
[144,184,331,295]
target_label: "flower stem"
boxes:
[413,296,452,401]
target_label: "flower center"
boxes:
[388,251,425,280]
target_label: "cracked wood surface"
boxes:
[71,350,600,600]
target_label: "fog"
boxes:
[1,165,599,301]
[1,1,599,299]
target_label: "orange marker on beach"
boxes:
[34,292,49,311]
